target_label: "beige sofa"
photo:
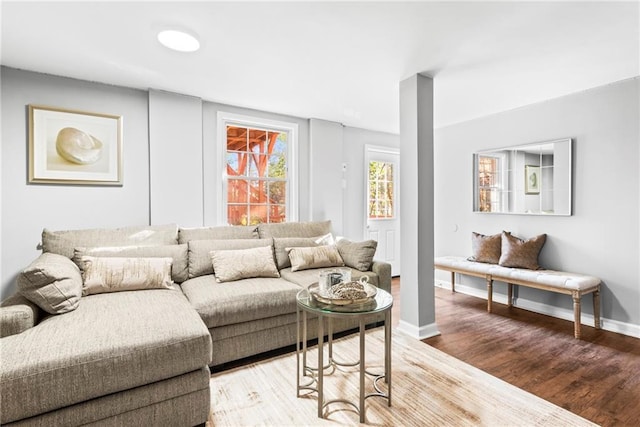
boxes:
[0,221,391,426]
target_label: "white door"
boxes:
[365,145,400,276]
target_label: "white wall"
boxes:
[434,77,640,334]
[309,119,344,234]
[342,127,399,240]
[1,68,150,298]
[148,90,203,227]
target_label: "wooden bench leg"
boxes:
[507,283,513,307]
[572,291,581,339]
[451,271,455,293]
[486,276,493,313]
[593,286,601,330]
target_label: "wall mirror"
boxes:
[473,138,572,216]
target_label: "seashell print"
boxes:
[55,127,103,165]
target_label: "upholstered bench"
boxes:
[434,256,601,339]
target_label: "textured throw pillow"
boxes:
[17,253,83,314]
[336,239,377,271]
[498,232,547,270]
[468,232,502,264]
[188,238,273,278]
[80,256,174,295]
[287,245,345,272]
[73,244,188,283]
[273,237,319,270]
[210,245,280,283]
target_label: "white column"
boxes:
[397,74,440,339]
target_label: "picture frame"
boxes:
[28,104,123,185]
[525,165,540,194]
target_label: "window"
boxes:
[219,113,297,226]
[368,160,395,219]
[477,155,502,212]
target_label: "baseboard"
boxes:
[396,320,441,340]
[434,280,640,339]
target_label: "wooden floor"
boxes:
[390,278,640,427]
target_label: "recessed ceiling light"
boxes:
[157,30,200,53]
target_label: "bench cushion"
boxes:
[435,256,600,291]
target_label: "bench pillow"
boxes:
[468,232,502,264]
[499,232,546,270]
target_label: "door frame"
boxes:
[363,145,401,274]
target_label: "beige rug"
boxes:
[210,328,595,426]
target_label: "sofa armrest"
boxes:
[0,294,42,338]
[371,261,392,293]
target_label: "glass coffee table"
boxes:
[296,285,393,423]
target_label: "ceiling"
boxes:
[1,1,638,133]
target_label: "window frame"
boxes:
[217,111,298,225]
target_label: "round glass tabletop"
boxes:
[296,285,393,316]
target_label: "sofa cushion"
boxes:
[17,253,83,314]
[279,267,379,289]
[42,224,179,259]
[257,220,332,239]
[336,238,377,271]
[499,231,547,270]
[188,238,273,278]
[288,245,344,272]
[0,294,42,338]
[79,256,175,295]
[180,275,302,328]
[0,289,211,424]
[273,237,319,270]
[469,231,502,264]
[74,244,189,283]
[178,225,258,244]
[211,245,280,283]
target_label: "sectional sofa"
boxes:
[0,221,391,426]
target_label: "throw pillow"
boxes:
[17,253,83,314]
[336,239,377,271]
[468,232,502,264]
[210,245,280,283]
[498,232,547,270]
[80,256,175,295]
[73,244,188,283]
[287,245,345,272]
[188,238,273,278]
[273,237,319,270]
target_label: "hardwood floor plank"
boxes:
[389,278,640,427]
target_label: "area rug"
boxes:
[209,328,595,426]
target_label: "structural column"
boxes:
[397,74,440,339]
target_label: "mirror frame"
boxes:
[473,138,572,216]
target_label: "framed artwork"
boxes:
[28,105,123,185]
[525,165,540,194]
